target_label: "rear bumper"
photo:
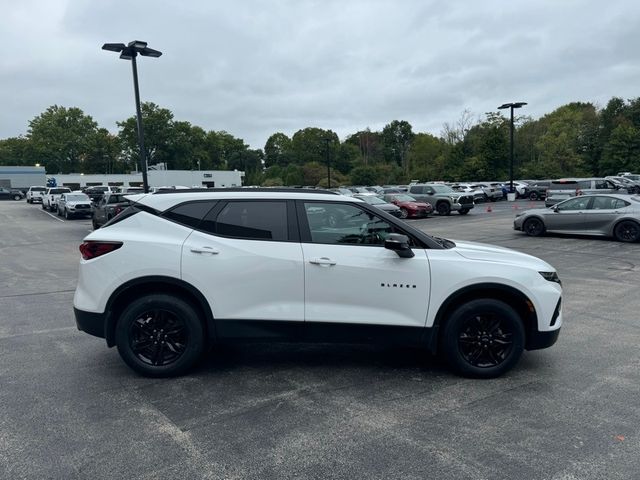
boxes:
[74,307,107,340]
[526,327,560,350]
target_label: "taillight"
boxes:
[79,241,123,260]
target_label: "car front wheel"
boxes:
[440,299,525,378]
[614,221,640,243]
[115,294,206,377]
[399,207,409,219]
[458,208,470,215]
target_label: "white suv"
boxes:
[73,189,563,378]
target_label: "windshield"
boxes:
[67,194,89,201]
[391,194,416,202]
[359,196,385,205]
[31,187,47,191]
[431,185,455,194]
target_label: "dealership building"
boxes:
[48,169,244,190]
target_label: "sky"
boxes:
[2,0,639,149]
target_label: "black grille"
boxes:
[459,195,473,204]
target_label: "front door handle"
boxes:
[190,246,220,255]
[309,257,336,266]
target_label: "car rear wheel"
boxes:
[529,192,539,201]
[440,299,524,378]
[399,207,409,219]
[436,202,451,216]
[115,294,206,377]
[614,221,640,243]
[458,208,470,215]
[523,217,545,237]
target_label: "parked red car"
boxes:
[382,194,433,219]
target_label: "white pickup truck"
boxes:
[26,186,48,204]
[42,187,72,211]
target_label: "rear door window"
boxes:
[201,201,289,241]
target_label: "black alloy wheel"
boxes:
[529,192,538,201]
[436,202,451,216]
[440,299,524,378]
[614,221,640,243]
[399,207,409,219]
[116,294,205,377]
[523,217,545,237]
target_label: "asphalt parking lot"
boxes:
[1,199,639,480]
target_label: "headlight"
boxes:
[450,196,459,201]
[539,271,561,285]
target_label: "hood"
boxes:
[452,240,554,270]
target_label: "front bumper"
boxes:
[526,327,561,350]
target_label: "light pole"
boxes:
[498,102,527,195]
[324,138,331,188]
[102,41,162,193]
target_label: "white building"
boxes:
[49,169,244,190]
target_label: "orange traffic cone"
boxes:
[486,204,492,212]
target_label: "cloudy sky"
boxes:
[2,0,639,149]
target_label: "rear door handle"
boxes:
[309,257,336,266]
[190,246,219,255]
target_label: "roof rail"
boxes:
[151,187,339,195]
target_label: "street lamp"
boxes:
[102,40,162,193]
[324,138,331,188]
[498,101,527,196]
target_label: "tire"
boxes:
[42,203,46,210]
[13,194,21,201]
[614,220,640,243]
[440,299,525,378]
[57,207,63,217]
[399,207,409,219]
[436,202,451,216]
[92,217,99,230]
[523,217,545,237]
[27,198,32,204]
[115,294,206,377]
[529,192,539,201]
[64,209,70,220]
[458,208,470,215]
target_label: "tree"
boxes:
[264,133,292,168]
[28,105,100,173]
[600,122,640,174]
[350,165,377,185]
[382,120,415,174]
[117,102,175,170]
[0,137,34,166]
[290,128,339,165]
[406,132,449,180]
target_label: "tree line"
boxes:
[1,98,639,186]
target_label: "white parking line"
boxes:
[41,209,65,222]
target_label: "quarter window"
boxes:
[163,201,217,228]
[202,201,288,241]
[591,197,628,210]
[304,202,397,245]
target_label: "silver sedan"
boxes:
[513,194,640,242]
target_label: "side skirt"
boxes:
[215,319,431,347]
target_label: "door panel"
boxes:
[182,230,304,321]
[302,244,429,327]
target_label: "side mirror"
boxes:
[552,205,559,212]
[385,233,414,258]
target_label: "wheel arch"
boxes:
[104,276,215,347]
[429,283,538,353]
[611,218,640,240]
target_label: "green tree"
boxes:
[264,133,293,168]
[0,137,34,166]
[290,128,339,165]
[382,120,415,174]
[28,105,100,173]
[350,165,377,185]
[600,122,640,174]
